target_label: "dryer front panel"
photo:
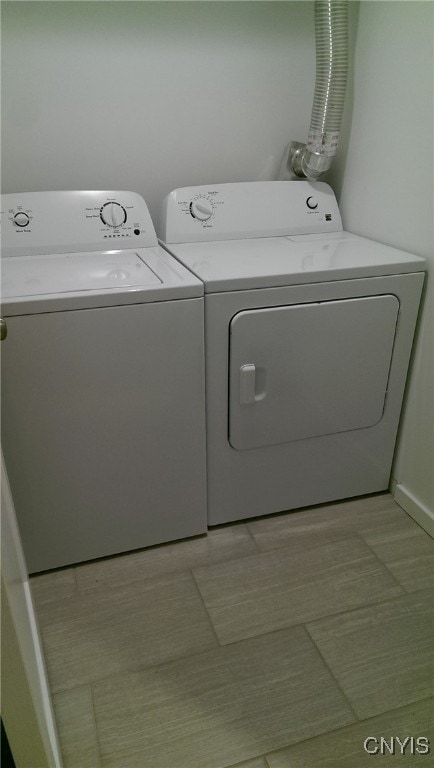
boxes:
[229,295,399,450]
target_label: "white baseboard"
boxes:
[393,483,434,539]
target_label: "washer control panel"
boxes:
[159,181,342,244]
[1,190,158,257]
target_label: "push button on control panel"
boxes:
[14,212,30,227]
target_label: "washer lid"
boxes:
[2,250,162,296]
[163,232,425,292]
[1,246,203,315]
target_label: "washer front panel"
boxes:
[1,298,207,571]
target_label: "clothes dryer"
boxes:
[1,191,207,571]
[159,181,425,525]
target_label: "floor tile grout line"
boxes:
[52,683,104,768]
[303,584,434,633]
[88,682,104,768]
[190,531,406,585]
[354,692,434,721]
[401,582,433,595]
[353,530,413,592]
[47,633,223,697]
[246,531,370,561]
[244,522,262,551]
[300,622,360,723]
[222,754,270,768]
[357,531,434,595]
[204,585,418,651]
[72,565,78,590]
[244,524,424,558]
[190,568,222,647]
[35,538,262,601]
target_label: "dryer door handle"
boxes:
[239,364,256,405]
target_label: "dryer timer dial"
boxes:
[190,198,213,221]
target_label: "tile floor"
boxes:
[31,493,434,768]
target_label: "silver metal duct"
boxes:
[282,0,349,180]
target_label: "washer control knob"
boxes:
[100,202,127,227]
[14,212,30,227]
[190,199,213,221]
[306,196,318,210]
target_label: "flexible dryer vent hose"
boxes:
[292,0,348,180]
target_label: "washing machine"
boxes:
[159,181,425,525]
[1,191,207,572]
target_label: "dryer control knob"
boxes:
[14,212,30,227]
[190,199,213,221]
[100,202,127,228]
[306,196,318,210]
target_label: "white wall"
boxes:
[332,1,434,529]
[1,1,317,223]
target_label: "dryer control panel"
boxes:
[1,190,158,257]
[159,181,342,244]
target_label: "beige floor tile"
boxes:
[307,589,434,719]
[247,494,417,554]
[193,536,403,644]
[266,697,434,767]
[363,526,434,592]
[75,525,257,593]
[37,571,217,693]
[30,567,77,607]
[53,686,101,768]
[92,627,355,768]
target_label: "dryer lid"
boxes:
[164,232,426,293]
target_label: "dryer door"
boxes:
[229,295,399,450]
